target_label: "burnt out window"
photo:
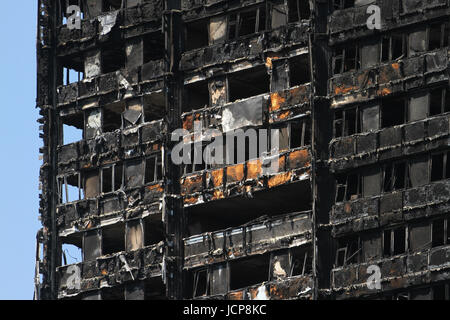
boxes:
[193,268,208,297]
[102,0,122,12]
[381,97,406,128]
[287,0,310,22]
[432,219,447,248]
[335,235,360,267]
[333,107,362,137]
[429,88,450,116]
[102,44,126,74]
[228,7,266,41]
[101,164,123,194]
[333,44,359,75]
[185,19,209,51]
[58,173,82,204]
[429,22,449,51]
[381,34,406,62]
[383,161,407,192]
[335,173,361,203]
[228,66,270,103]
[184,143,208,175]
[384,227,407,257]
[184,81,209,113]
[289,54,310,87]
[145,153,163,184]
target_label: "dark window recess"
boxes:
[383,230,391,257]
[102,164,122,193]
[184,81,209,112]
[228,66,270,102]
[335,173,361,202]
[381,97,406,128]
[333,107,361,137]
[102,44,126,74]
[144,220,164,247]
[185,20,209,51]
[59,0,86,25]
[391,33,405,60]
[381,37,390,62]
[429,22,449,51]
[290,121,310,148]
[229,255,270,290]
[333,45,358,75]
[145,154,163,184]
[103,102,125,133]
[336,235,360,267]
[184,143,208,175]
[239,10,258,37]
[393,227,406,255]
[333,0,355,10]
[102,286,125,300]
[228,8,266,41]
[102,223,125,256]
[143,92,165,122]
[431,153,445,182]
[432,283,447,300]
[193,269,208,297]
[381,34,405,62]
[289,54,310,87]
[432,219,445,248]
[102,0,121,12]
[143,32,164,63]
[383,162,406,192]
[384,227,406,257]
[288,0,310,22]
[430,88,445,116]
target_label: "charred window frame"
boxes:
[276,120,311,151]
[184,142,208,175]
[228,6,267,41]
[381,96,406,128]
[431,218,449,248]
[381,33,406,62]
[431,151,450,182]
[193,268,209,298]
[287,0,310,22]
[429,87,450,116]
[333,44,359,75]
[383,161,408,193]
[335,173,362,203]
[335,235,361,267]
[333,107,361,138]
[428,22,450,51]
[383,227,407,257]
[145,153,163,184]
[58,173,82,204]
[101,163,123,194]
[432,282,450,300]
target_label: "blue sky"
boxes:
[0,2,41,299]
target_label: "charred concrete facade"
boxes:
[35,0,450,300]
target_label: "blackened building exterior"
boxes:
[36,0,450,300]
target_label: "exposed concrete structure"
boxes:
[35,0,450,300]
